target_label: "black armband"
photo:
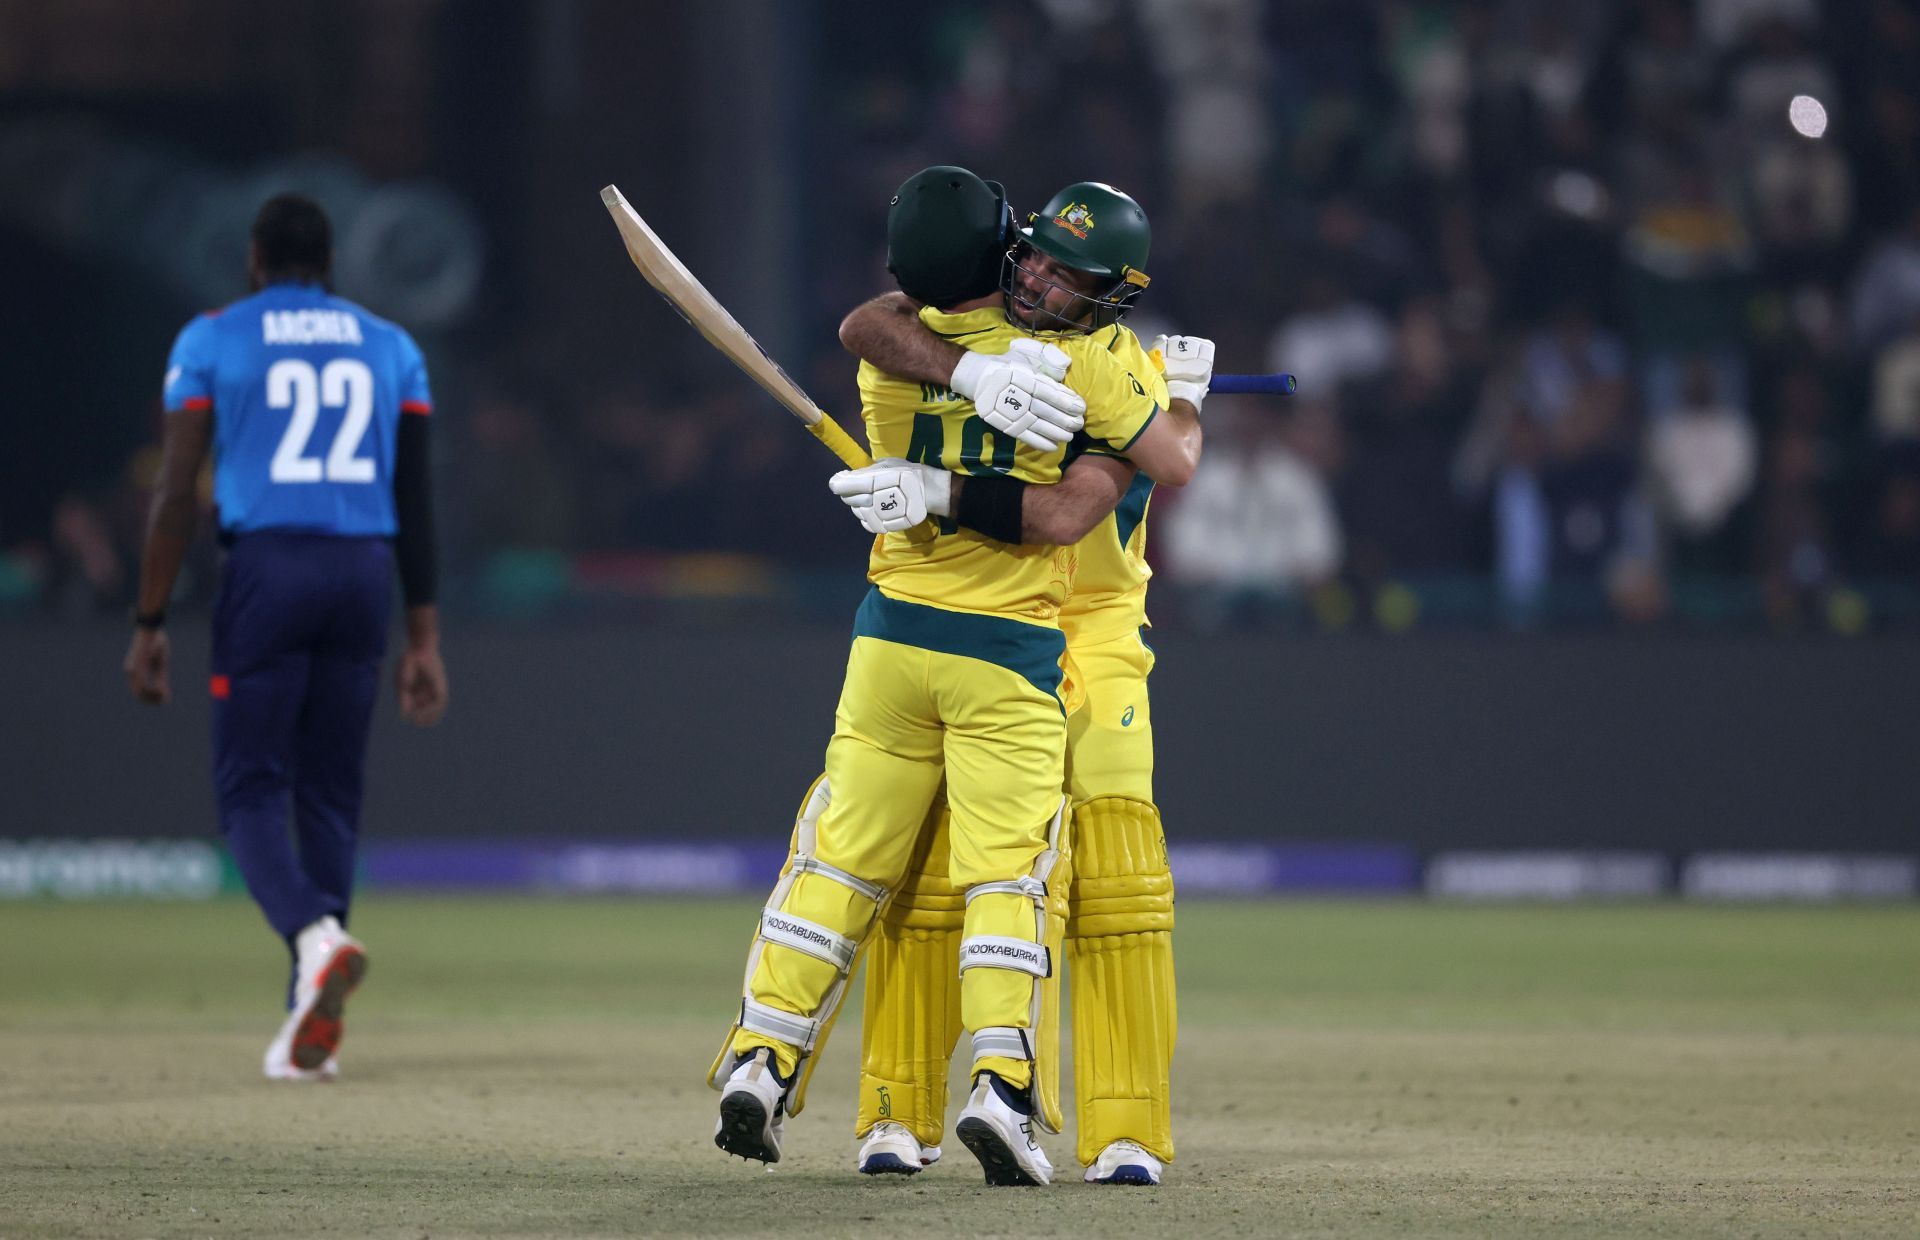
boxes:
[133,607,167,630]
[953,472,1027,544]
[392,412,439,607]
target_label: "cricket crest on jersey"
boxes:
[262,309,364,346]
[1053,202,1094,239]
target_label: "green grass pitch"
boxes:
[3,897,1917,1237]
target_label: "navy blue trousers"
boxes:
[211,532,391,948]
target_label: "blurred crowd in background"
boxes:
[8,0,1920,632]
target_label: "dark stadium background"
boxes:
[3,0,1916,899]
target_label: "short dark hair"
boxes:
[251,193,333,278]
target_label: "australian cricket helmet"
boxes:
[886,166,1014,307]
[1005,181,1151,331]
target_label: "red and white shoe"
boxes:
[264,1056,340,1083]
[263,916,367,1081]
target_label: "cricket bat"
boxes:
[1147,348,1297,394]
[599,184,872,470]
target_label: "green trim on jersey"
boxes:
[1114,471,1155,548]
[1117,403,1161,452]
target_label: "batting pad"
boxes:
[857,800,964,1146]
[713,776,885,1115]
[1067,796,1177,1165]
[957,798,1071,1133]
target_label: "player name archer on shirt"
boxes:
[261,309,365,346]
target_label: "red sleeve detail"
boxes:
[209,675,231,700]
[174,396,213,412]
[401,400,432,415]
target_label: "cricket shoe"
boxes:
[264,1056,340,1083]
[262,915,367,1079]
[857,1122,943,1175]
[1084,1139,1163,1186]
[714,1049,788,1164]
[954,1072,1051,1186]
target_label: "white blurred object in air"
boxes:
[1788,94,1828,139]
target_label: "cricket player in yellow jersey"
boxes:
[710,167,1201,1187]
[828,178,1214,1186]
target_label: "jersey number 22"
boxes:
[267,358,376,483]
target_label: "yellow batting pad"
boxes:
[1067,796,1176,1164]
[1068,797,1173,938]
[960,889,1044,1059]
[711,774,897,1117]
[858,921,962,1146]
[1068,924,1175,1165]
[857,801,964,1146]
[956,799,1072,1133]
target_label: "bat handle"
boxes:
[1211,373,1298,395]
[1146,348,1297,395]
[808,415,872,470]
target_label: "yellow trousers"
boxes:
[731,589,1068,1098]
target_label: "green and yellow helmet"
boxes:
[885,166,1014,308]
[1004,181,1151,332]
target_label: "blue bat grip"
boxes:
[1210,373,1298,395]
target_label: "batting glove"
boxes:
[1152,334,1216,412]
[828,458,954,534]
[950,340,1086,453]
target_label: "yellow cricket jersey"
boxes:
[1058,323,1168,645]
[858,306,1160,624]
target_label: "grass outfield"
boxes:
[3,899,1917,1238]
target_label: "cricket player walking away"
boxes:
[830,175,1212,1186]
[124,193,449,1081]
[709,167,1200,1185]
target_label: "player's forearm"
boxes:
[1165,397,1203,470]
[839,293,965,386]
[1131,398,1203,487]
[1018,486,1104,545]
[1022,453,1134,544]
[133,489,196,617]
[948,455,1131,547]
[404,603,441,651]
[133,411,213,619]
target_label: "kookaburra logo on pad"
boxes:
[966,942,1043,964]
[766,915,833,948]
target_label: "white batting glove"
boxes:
[828,458,954,534]
[950,340,1086,453]
[1153,334,1216,412]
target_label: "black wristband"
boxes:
[953,472,1027,544]
[133,608,167,630]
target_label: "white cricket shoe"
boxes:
[954,1072,1051,1186]
[1084,1139,1163,1186]
[262,915,366,1080]
[857,1121,943,1175]
[264,1056,339,1083]
[714,1049,788,1164]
